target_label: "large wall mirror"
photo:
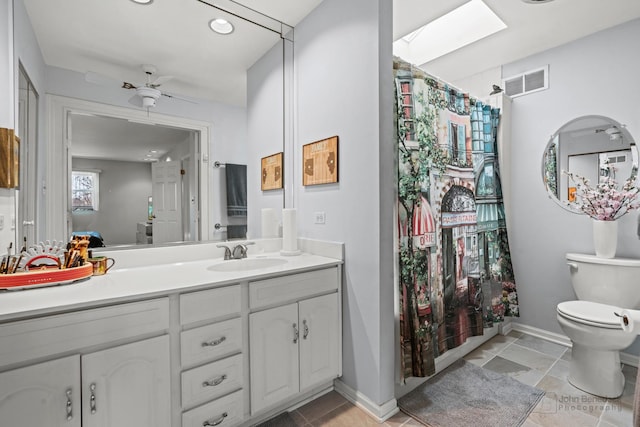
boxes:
[542,115,638,213]
[14,0,293,248]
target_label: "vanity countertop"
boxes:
[0,251,342,322]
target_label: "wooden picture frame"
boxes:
[261,152,283,191]
[0,128,16,189]
[11,134,19,188]
[302,136,339,186]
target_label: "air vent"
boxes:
[503,65,548,97]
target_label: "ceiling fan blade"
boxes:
[127,94,144,108]
[161,91,198,104]
[150,75,174,87]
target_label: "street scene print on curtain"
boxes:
[394,58,519,379]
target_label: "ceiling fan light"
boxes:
[142,97,156,108]
[209,18,234,35]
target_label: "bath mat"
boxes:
[398,359,544,427]
[254,411,298,427]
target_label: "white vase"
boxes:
[592,219,618,258]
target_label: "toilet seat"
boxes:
[557,301,622,329]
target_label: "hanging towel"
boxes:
[225,164,247,217]
[226,225,247,240]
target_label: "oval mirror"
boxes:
[542,115,638,213]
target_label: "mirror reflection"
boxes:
[542,115,638,213]
[14,0,288,247]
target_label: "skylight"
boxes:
[394,0,507,65]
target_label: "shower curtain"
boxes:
[394,59,519,379]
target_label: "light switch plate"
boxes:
[314,211,326,224]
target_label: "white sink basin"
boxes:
[207,257,288,272]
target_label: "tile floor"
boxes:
[275,331,636,426]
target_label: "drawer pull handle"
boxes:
[203,412,227,426]
[65,389,73,421]
[202,374,227,387]
[293,323,299,344]
[303,319,309,339]
[89,383,97,414]
[202,336,226,347]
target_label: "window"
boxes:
[72,170,99,211]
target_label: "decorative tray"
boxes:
[0,264,93,291]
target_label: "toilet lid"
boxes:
[557,301,622,329]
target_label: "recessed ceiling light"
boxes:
[130,0,153,4]
[521,0,554,3]
[209,18,234,35]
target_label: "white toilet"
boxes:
[557,253,640,398]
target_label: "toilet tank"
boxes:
[566,253,640,308]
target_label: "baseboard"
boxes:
[333,379,399,422]
[511,322,639,367]
[510,322,572,347]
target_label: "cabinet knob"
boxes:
[203,412,227,426]
[303,319,309,339]
[202,336,226,347]
[202,374,227,388]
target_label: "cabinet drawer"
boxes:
[0,298,169,367]
[181,318,242,367]
[182,389,244,427]
[180,285,241,325]
[249,267,338,309]
[182,353,243,409]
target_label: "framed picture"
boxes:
[0,128,15,189]
[302,135,339,186]
[11,134,19,188]
[261,152,283,191]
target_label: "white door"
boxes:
[250,303,299,414]
[299,293,340,390]
[152,160,183,243]
[82,335,171,427]
[0,355,81,426]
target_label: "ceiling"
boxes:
[21,0,640,161]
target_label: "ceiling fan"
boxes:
[85,64,195,108]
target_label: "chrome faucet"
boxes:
[232,242,255,259]
[216,244,232,260]
[216,242,255,260]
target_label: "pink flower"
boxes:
[563,164,640,221]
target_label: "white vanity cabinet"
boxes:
[0,299,171,427]
[0,355,81,427]
[249,268,340,414]
[179,285,245,427]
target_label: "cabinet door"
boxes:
[82,335,171,427]
[250,303,299,414]
[0,355,81,427]
[299,293,340,391]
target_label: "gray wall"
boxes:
[503,19,640,354]
[247,40,285,239]
[71,158,151,246]
[294,0,395,406]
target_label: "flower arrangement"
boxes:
[564,165,640,220]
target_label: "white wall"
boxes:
[294,0,395,408]
[503,19,640,353]
[72,158,151,245]
[247,40,284,239]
